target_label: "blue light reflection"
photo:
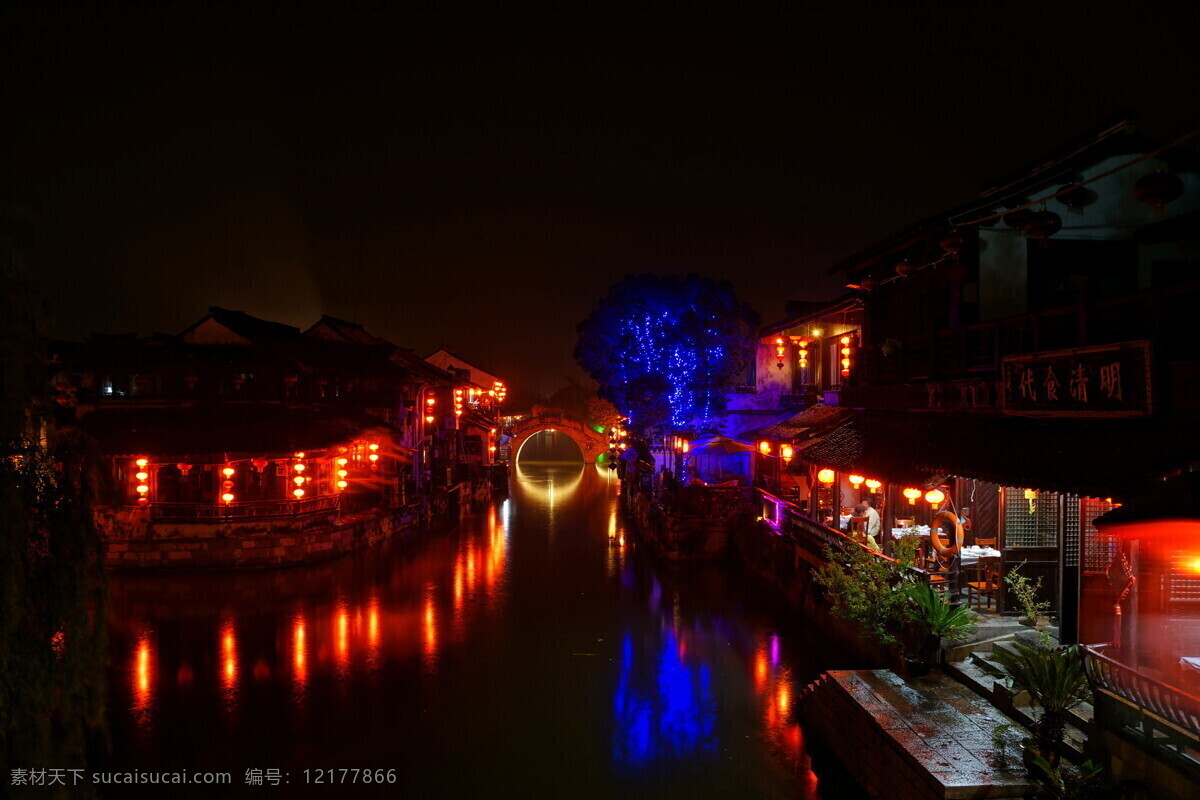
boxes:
[612,630,718,771]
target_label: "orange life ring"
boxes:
[930,510,964,557]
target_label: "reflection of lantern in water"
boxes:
[367,596,380,656]
[132,631,155,722]
[220,619,238,702]
[335,605,350,671]
[423,591,438,662]
[292,614,307,689]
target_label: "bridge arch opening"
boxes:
[514,429,585,464]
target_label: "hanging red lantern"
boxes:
[939,229,967,255]
[252,457,269,471]
[894,259,913,278]
[184,374,199,390]
[1056,183,1091,210]
[283,375,299,386]
[1024,210,1062,240]
[1133,170,1184,208]
[176,462,192,475]
[231,377,245,390]
[860,276,878,291]
[1003,208,1036,230]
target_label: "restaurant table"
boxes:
[960,547,1001,566]
[891,526,931,539]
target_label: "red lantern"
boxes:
[1056,183,1091,210]
[1133,170,1184,208]
[184,374,199,390]
[1024,210,1062,240]
[894,259,913,278]
[1003,208,1036,230]
[939,229,967,254]
[176,462,192,475]
[252,457,269,471]
[231,377,245,390]
[860,276,878,291]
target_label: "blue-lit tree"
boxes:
[574,274,758,433]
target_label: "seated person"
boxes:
[849,503,881,552]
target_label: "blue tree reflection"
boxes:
[612,631,718,771]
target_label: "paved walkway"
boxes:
[799,669,1032,799]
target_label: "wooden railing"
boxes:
[674,485,754,518]
[757,489,928,580]
[149,494,341,521]
[1081,644,1200,737]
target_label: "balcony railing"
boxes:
[673,485,754,518]
[1081,644,1200,737]
[757,489,928,580]
[149,494,341,521]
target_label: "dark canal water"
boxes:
[100,463,864,799]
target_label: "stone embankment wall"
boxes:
[735,518,894,668]
[102,477,494,568]
[103,504,426,569]
[624,491,732,560]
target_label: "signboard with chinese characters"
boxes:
[1001,340,1152,417]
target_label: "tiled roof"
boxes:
[754,405,850,439]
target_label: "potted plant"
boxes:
[990,640,1090,771]
[813,539,920,666]
[903,581,977,676]
[1005,562,1051,628]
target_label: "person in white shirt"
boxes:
[862,496,882,551]
[852,500,882,552]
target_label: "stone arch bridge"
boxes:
[506,411,610,464]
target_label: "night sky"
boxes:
[5,2,1199,401]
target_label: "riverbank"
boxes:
[101,478,493,569]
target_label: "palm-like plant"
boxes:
[991,641,1090,768]
[907,582,976,641]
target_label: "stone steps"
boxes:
[798,668,1032,799]
[946,645,1094,758]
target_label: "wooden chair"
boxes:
[973,537,997,549]
[924,548,951,597]
[967,556,1002,611]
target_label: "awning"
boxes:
[785,410,943,488]
[749,405,850,440]
[787,409,1196,498]
[78,404,401,462]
